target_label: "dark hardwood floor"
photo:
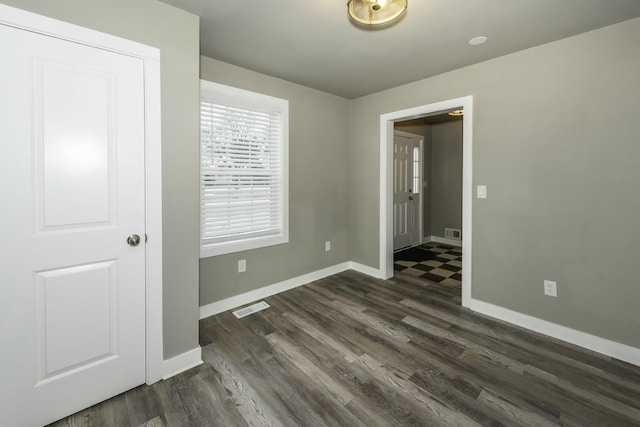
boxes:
[52,270,640,426]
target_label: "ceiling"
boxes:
[159,0,640,99]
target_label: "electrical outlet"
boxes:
[544,280,557,297]
[325,241,331,252]
[238,259,246,273]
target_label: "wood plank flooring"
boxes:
[51,271,640,426]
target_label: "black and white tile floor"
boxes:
[394,242,462,286]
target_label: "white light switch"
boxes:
[238,259,246,273]
[477,185,487,199]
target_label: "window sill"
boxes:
[200,233,288,258]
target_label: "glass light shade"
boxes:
[348,0,408,25]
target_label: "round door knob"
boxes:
[127,234,141,247]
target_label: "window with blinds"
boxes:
[200,80,289,257]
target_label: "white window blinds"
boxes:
[200,81,289,257]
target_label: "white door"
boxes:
[393,131,422,251]
[0,23,146,427]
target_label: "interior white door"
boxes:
[393,134,411,250]
[393,132,422,251]
[0,23,146,427]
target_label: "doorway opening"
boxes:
[393,113,463,288]
[379,96,473,308]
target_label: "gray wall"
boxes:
[349,18,640,348]
[430,121,463,238]
[199,57,350,305]
[394,122,433,238]
[1,0,202,359]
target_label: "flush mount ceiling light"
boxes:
[348,0,408,26]
[448,109,464,117]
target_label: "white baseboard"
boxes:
[162,346,203,380]
[348,261,384,279]
[199,262,352,319]
[424,235,462,246]
[467,298,640,367]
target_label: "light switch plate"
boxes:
[238,259,246,273]
[477,185,487,199]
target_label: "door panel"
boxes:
[37,62,114,228]
[0,23,146,427]
[35,261,117,381]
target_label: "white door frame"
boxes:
[380,96,473,307]
[0,4,165,384]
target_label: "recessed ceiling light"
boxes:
[448,110,464,117]
[469,36,487,46]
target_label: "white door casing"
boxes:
[0,7,162,425]
[393,131,423,251]
[380,96,473,307]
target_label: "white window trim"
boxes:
[199,80,289,258]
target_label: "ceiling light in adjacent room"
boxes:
[448,110,464,117]
[469,36,488,46]
[348,0,408,26]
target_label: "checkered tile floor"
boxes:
[394,242,462,287]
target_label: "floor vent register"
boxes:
[232,301,270,319]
